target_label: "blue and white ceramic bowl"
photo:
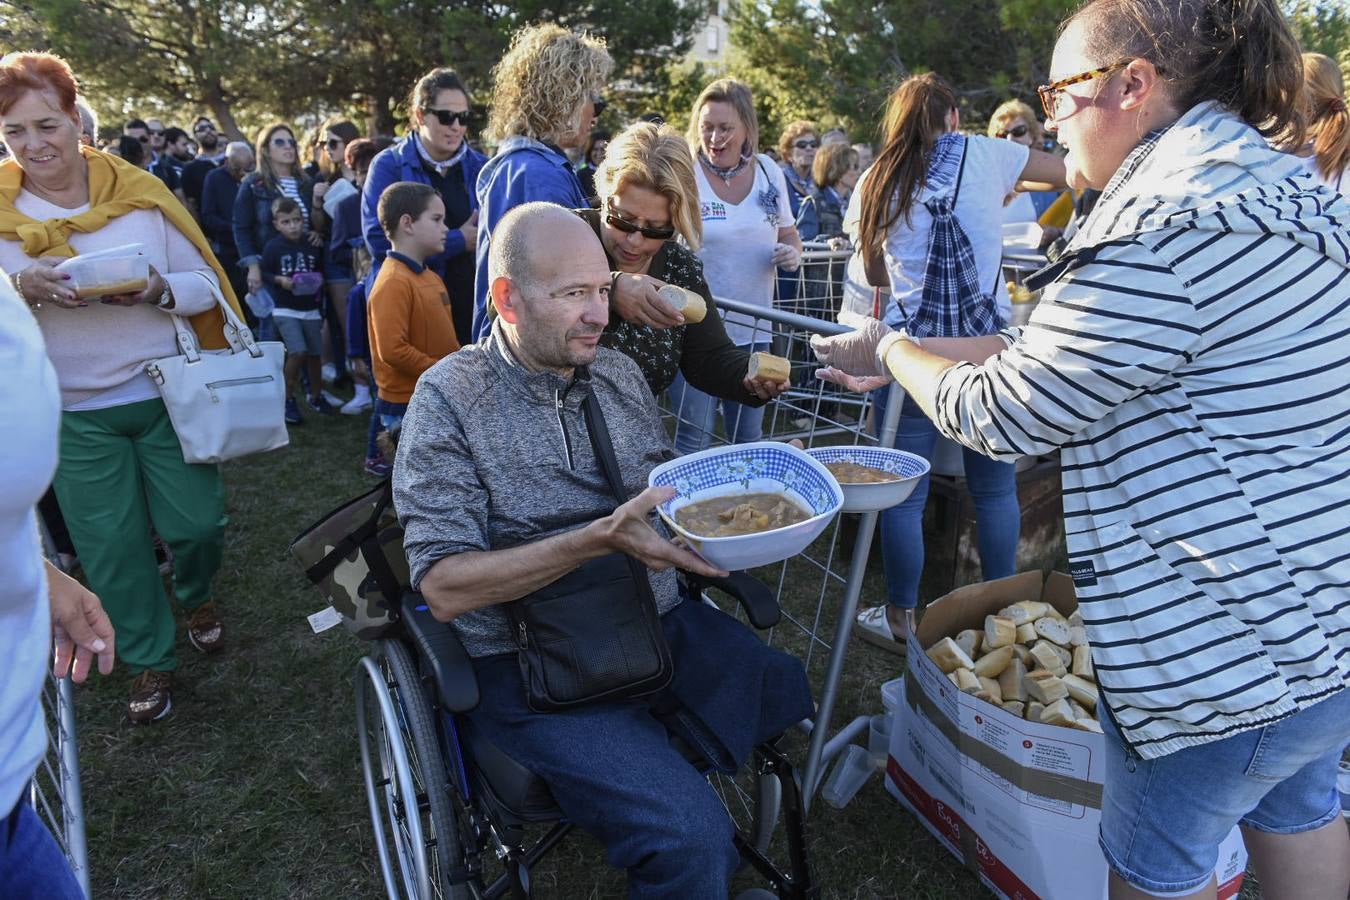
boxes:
[648,441,843,571]
[804,446,930,513]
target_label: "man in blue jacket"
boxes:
[361,68,486,345]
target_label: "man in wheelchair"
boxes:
[392,203,814,898]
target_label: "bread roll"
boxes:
[1023,669,1069,704]
[978,676,1003,703]
[1001,700,1025,718]
[984,615,1016,649]
[998,656,1028,702]
[953,667,981,694]
[747,351,790,383]
[974,645,1014,679]
[955,629,983,660]
[1000,601,1049,625]
[1033,616,1072,647]
[1072,645,1095,680]
[1063,673,1099,710]
[1015,622,1037,644]
[1039,698,1077,727]
[926,636,976,673]
[1029,641,1068,676]
[656,284,706,323]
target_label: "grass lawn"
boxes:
[67,409,1253,899]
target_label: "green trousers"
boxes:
[53,398,226,674]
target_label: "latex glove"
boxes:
[772,242,801,272]
[47,561,116,682]
[815,366,892,393]
[809,317,902,377]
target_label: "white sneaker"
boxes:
[321,363,337,385]
[340,393,372,415]
[321,389,345,407]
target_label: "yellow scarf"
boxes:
[0,146,242,350]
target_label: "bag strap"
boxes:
[581,385,628,508]
[167,271,266,363]
[951,138,1003,299]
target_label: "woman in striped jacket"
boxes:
[814,1,1350,898]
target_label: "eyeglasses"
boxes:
[793,139,819,150]
[1037,61,1131,120]
[271,136,298,148]
[325,137,344,150]
[423,107,474,128]
[996,124,1029,140]
[605,203,675,241]
[591,95,607,118]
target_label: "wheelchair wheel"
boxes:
[711,763,782,858]
[356,641,468,900]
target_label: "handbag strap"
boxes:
[167,271,265,363]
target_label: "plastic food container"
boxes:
[820,744,873,809]
[56,244,149,299]
[648,442,842,571]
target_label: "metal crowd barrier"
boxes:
[32,673,90,897]
[660,250,901,813]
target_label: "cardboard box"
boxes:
[886,572,1247,900]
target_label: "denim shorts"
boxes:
[1098,687,1350,896]
[273,315,323,356]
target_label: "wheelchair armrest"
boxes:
[683,571,781,630]
[400,592,479,713]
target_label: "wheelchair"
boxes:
[354,571,819,900]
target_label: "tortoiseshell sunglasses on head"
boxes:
[1037,61,1130,120]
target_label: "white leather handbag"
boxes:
[145,273,289,464]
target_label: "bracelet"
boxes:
[11,268,39,310]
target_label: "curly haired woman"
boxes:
[470,23,612,341]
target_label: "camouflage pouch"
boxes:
[290,480,409,640]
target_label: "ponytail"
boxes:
[1303,52,1350,184]
[858,74,958,261]
[1068,0,1305,144]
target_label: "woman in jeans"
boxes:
[840,73,1064,653]
[815,1,1349,896]
[670,78,802,454]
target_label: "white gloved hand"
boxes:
[772,242,801,272]
[809,317,905,377]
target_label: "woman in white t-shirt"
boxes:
[668,78,802,454]
[843,73,1065,652]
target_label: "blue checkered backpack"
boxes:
[896,138,1005,338]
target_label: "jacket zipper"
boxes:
[555,389,574,470]
[517,621,528,649]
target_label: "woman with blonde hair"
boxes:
[988,98,1061,222]
[580,121,788,409]
[777,119,819,219]
[670,77,802,453]
[1301,52,1348,191]
[471,22,612,341]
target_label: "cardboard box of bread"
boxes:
[884,571,1246,900]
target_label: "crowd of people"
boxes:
[2,0,1349,898]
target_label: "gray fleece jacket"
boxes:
[393,321,681,657]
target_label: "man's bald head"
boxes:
[489,202,599,293]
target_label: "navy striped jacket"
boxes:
[931,102,1350,758]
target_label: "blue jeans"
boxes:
[374,397,408,433]
[1098,688,1350,896]
[668,342,769,455]
[1,801,85,900]
[875,389,1020,608]
[464,599,813,898]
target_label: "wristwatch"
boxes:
[156,283,175,309]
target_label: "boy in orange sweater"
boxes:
[367,181,458,435]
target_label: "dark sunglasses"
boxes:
[997,124,1030,140]
[592,95,607,118]
[423,107,474,128]
[271,136,298,147]
[325,137,344,149]
[194,123,215,133]
[136,135,150,143]
[605,205,675,241]
[148,128,164,136]
[793,138,819,150]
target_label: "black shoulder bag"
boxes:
[504,387,674,712]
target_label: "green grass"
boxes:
[68,409,1254,899]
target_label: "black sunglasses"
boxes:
[325,137,344,149]
[423,107,474,128]
[997,124,1030,139]
[605,205,675,241]
[793,138,819,150]
[148,129,164,136]
[194,123,215,133]
[271,136,298,147]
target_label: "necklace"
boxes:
[699,150,751,186]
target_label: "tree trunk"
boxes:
[364,91,398,139]
[204,83,246,143]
